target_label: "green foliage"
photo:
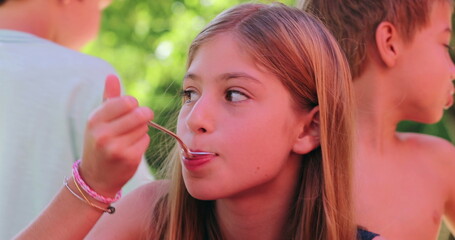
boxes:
[397,119,452,141]
[84,0,294,171]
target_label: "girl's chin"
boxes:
[186,189,219,201]
[183,179,220,201]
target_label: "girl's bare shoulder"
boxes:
[118,179,170,218]
[87,180,170,239]
[134,179,170,202]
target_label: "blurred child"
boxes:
[0,0,152,238]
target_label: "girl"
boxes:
[17,3,380,240]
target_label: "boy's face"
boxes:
[395,1,455,123]
[176,33,304,200]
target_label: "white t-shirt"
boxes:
[0,30,153,239]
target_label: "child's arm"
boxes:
[14,75,153,239]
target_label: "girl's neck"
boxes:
[214,159,301,240]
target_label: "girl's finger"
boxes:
[89,96,139,124]
[123,134,151,163]
[102,125,150,161]
[103,75,121,101]
[115,124,150,149]
[106,107,153,136]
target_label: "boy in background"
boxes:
[300,0,455,239]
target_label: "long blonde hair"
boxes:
[151,3,355,240]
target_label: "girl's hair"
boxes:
[151,3,355,240]
[300,0,452,78]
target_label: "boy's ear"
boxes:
[375,21,401,67]
[292,106,320,155]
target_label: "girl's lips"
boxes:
[182,152,217,170]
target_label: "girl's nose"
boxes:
[185,96,215,134]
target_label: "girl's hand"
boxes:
[80,75,153,197]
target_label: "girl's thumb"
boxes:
[103,74,121,101]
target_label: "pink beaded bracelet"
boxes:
[72,159,122,204]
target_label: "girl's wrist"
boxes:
[64,176,115,214]
[72,159,122,204]
[78,162,121,198]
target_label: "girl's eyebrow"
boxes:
[183,72,263,85]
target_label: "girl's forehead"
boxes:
[189,34,255,65]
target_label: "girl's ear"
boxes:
[292,106,320,155]
[375,21,401,67]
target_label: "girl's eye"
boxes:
[225,90,248,102]
[181,89,200,103]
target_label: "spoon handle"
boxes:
[147,121,193,158]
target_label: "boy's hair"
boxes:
[152,3,356,240]
[299,0,448,78]
[0,0,6,5]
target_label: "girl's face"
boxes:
[177,33,306,200]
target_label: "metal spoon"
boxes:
[147,121,214,158]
